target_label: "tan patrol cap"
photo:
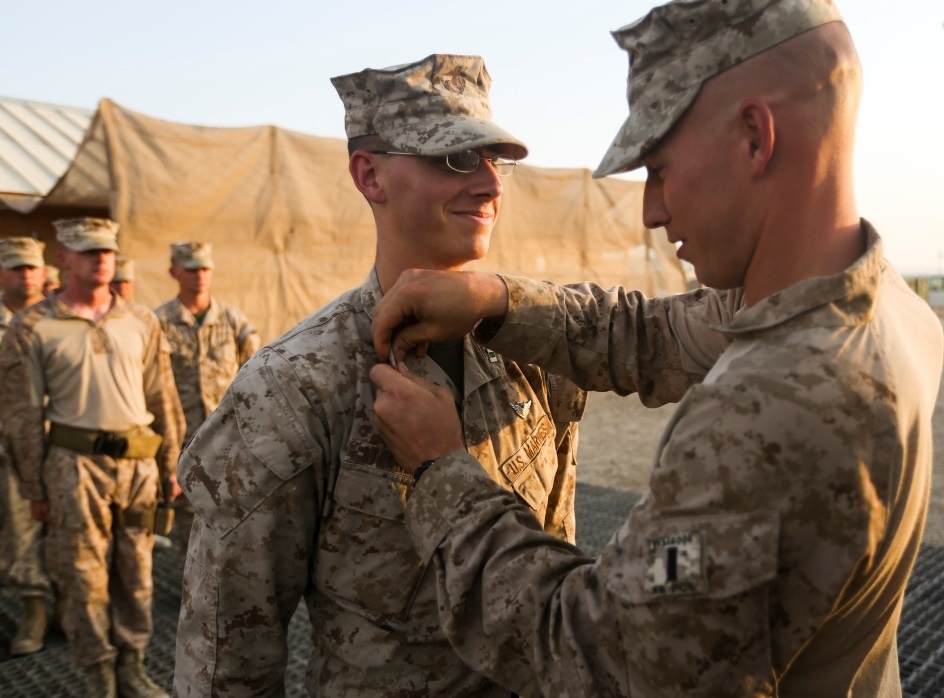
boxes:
[331,54,528,159]
[0,237,45,269]
[594,0,843,177]
[44,265,61,286]
[54,218,120,252]
[170,241,214,270]
[113,256,135,282]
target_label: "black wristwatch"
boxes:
[413,458,438,484]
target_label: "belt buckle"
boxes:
[94,432,129,458]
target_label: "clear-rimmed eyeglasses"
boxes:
[368,149,518,176]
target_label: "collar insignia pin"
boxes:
[510,399,532,419]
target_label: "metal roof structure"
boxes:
[0,96,96,212]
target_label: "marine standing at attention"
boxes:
[174,54,586,696]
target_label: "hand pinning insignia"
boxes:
[510,400,532,419]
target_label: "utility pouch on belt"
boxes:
[154,505,175,536]
[48,423,163,459]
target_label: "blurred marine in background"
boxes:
[0,237,52,657]
[0,218,185,698]
[155,241,259,556]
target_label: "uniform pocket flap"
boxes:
[233,366,314,481]
[181,365,316,534]
[333,465,411,523]
[608,510,780,605]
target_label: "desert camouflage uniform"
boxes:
[0,292,184,668]
[175,268,586,696]
[155,296,259,443]
[403,222,943,696]
[0,296,51,598]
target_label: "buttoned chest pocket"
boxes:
[206,324,237,366]
[315,453,426,622]
[164,326,198,363]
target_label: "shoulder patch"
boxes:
[645,530,707,598]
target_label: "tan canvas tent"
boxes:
[6,99,686,342]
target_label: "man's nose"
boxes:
[642,176,669,230]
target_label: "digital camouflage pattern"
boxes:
[155,296,259,442]
[53,217,120,252]
[169,241,214,270]
[175,269,586,696]
[0,293,184,668]
[331,54,528,159]
[43,446,159,667]
[595,0,843,177]
[0,237,45,269]
[0,297,50,598]
[405,222,944,696]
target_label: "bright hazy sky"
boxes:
[6,0,943,273]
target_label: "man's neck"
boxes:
[375,256,466,294]
[58,283,114,322]
[179,291,211,315]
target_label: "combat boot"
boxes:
[84,659,117,698]
[115,648,168,697]
[10,596,47,655]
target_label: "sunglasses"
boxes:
[368,149,518,176]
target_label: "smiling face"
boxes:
[370,146,507,272]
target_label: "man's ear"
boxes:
[737,100,775,178]
[349,151,387,204]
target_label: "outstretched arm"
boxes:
[372,269,508,364]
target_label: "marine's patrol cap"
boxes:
[113,256,135,282]
[54,218,120,252]
[170,241,214,270]
[0,237,45,269]
[44,265,60,286]
[331,54,528,159]
[594,0,843,177]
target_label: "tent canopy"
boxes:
[11,99,685,342]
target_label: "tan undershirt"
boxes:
[26,300,157,432]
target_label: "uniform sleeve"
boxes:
[480,277,741,406]
[230,307,261,367]
[174,353,326,697]
[141,317,185,476]
[405,349,890,696]
[0,318,48,500]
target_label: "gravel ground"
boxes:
[577,322,944,546]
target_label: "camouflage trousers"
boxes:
[43,446,158,668]
[0,449,50,597]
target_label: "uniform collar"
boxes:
[0,294,12,327]
[170,296,221,327]
[718,219,883,336]
[359,266,506,402]
[49,288,129,322]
